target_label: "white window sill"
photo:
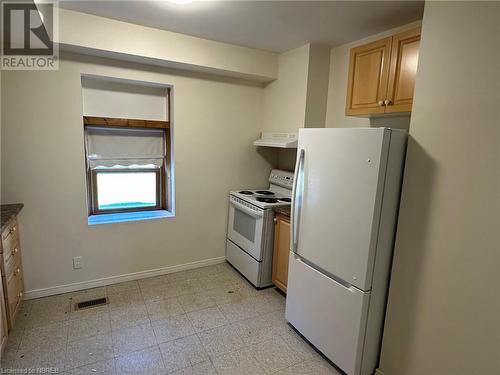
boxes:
[88,210,175,225]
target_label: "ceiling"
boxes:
[59,1,424,53]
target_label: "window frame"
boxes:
[81,83,173,223]
[89,167,164,215]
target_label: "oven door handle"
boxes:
[230,200,264,218]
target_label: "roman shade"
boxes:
[85,127,166,169]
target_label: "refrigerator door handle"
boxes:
[292,253,357,292]
[291,148,305,253]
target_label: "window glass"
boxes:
[96,171,158,210]
[233,208,256,242]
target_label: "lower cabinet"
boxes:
[1,218,24,331]
[0,277,7,359]
[0,211,25,358]
[272,213,291,293]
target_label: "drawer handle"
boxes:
[17,292,23,299]
[11,247,19,256]
[14,268,20,276]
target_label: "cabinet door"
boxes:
[0,276,7,359]
[272,215,290,293]
[386,27,421,113]
[346,37,392,116]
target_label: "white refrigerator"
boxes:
[285,128,407,375]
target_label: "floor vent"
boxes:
[74,297,109,311]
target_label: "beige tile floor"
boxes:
[1,262,340,374]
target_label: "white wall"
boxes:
[1,53,273,295]
[304,44,331,128]
[59,8,278,82]
[325,21,421,129]
[82,77,168,121]
[378,2,500,375]
[262,44,310,133]
[260,44,311,173]
[262,43,331,133]
[261,43,329,172]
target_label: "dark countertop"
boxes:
[1,204,24,232]
[274,206,291,219]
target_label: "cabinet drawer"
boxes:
[3,243,21,277]
[5,260,23,303]
[0,277,7,353]
[7,275,23,326]
[1,219,19,258]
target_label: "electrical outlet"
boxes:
[73,256,83,269]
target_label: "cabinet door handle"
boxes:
[384,99,392,106]
[14,268,20,276]
[273,217,277,223]
[378,100,384,107]
[11,248,19,257]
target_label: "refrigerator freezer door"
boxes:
[286,253,370,375]
[293,128,390,291]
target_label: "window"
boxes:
[84,127,168,217]
[92,169,161,213]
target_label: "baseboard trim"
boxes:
[374,369,388,375]
[24,256,226,300]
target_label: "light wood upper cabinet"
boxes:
[346,37,392,116]
[272,214,290,293]
[386,27,421,113]
[346,26,421,116]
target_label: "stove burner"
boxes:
[256,190,275,195]
[279,198,292,202]
[256,197,279,203]
[238,191,254,195]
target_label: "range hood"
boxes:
[253,132,298,148]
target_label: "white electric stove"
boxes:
[226,169,294,288]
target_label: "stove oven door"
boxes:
[227,196,265,261]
